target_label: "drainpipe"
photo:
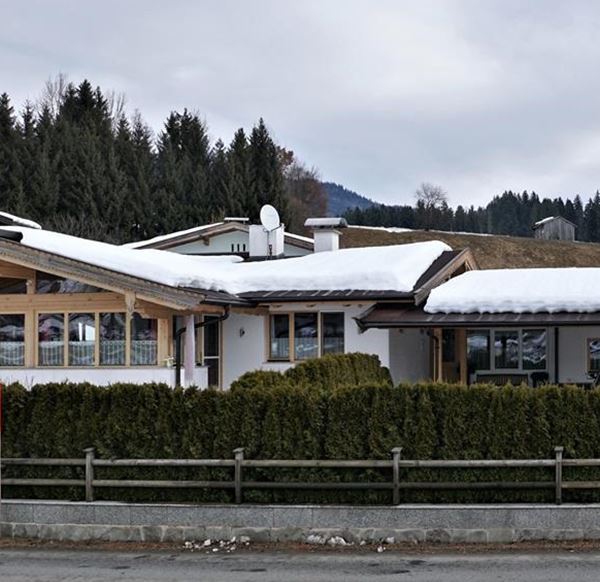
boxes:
[175,307,230,387]
[554,327,560,384]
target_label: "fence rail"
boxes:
[2,445,598,504]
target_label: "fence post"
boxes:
[391,447,402,505]
[554,446,563,505]
[84,447,95,502]
[233,448,244,504]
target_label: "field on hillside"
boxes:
[342,227,600,269]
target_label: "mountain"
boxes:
[321,182,375,216]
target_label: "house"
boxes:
[358,267,600,386]
[0,216,475,389]
[124,218,313,258]
[532,216,576,242]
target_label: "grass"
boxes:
[341,227,600,269]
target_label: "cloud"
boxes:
[2,0,600,206]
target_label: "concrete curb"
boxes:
[3,500,600,544]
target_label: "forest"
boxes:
[344,189,600,242]
[0,77,326,243]
[2,77,600,243]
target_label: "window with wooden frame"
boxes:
[268,312,345,362]
[34,311,158,368]
[588,338,600,373]
[0,314,25,366]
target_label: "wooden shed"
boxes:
[532,216,576,241]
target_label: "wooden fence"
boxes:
[3,446,600,505]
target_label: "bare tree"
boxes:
[415,182,448,209]
[38,73,69,117]
[106,90,127,127]
[415,182,448,230]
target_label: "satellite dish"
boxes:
[260,204,280,231]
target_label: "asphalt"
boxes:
[2,548,600,581]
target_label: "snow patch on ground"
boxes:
[426,268,600,313]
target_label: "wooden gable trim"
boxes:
[413,248,478,306]
[140,222,314,252]
[0,239,212,312]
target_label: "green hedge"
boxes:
[4,380,600,504]
[230,352,392,392]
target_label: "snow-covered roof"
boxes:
[123,221,314,249]
[0,211,42,230]
[2,227,451,296]
[532,215,575,229]
[123,222,225,249]
[425,268,600,314]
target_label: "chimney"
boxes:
[304,217,348,253]
[249,224,285,258]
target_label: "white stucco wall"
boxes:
[0,366,208,389]
[220,304,390,388]
[558,326,600,384]
[164,231,311,257]
[388,328,431,384]
[342,307,390,369]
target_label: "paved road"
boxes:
[2,548,600,581]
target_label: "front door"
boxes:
[441,329,460,382]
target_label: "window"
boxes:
[321,313,344,355]
[36,272,103,293]
[589,339,600,373]
[68,313,95,366]
[0,278,27,294]
[294,313,318,360]
[522,329,547,370]
[100,313,126,365]
[467,328,548,375]
[467,330,490,371]
[131,313,157,365]
[203,316,220,386]
[494,330,519,369]
[32,312,158,366]
[270,314,290,360]
[269,312,345,361]
[0,314,25,366]
[38,313,64,366]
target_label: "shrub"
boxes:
[230,352,392,392]
[4,380,600,504]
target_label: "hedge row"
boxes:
[230,352,392,391]
[4,380,600,504]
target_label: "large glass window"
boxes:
[467,330,490,371]
[68,313,95,366]
[38,313,64,366]
[321,313,345,355]
[494,330,519,369]
[589,339,600,373]
[100,313,126,366]
[0,314,25,366]
[294,313,318,360]
[522,329,547,370]
[131,314,157,365]
[270,314,290,360]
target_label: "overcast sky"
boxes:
[3,0,600,207]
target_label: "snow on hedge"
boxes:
[5,227,450,294]
[425,268,600,313]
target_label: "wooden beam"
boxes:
[134,300,176,319]
[0,263,35,279]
